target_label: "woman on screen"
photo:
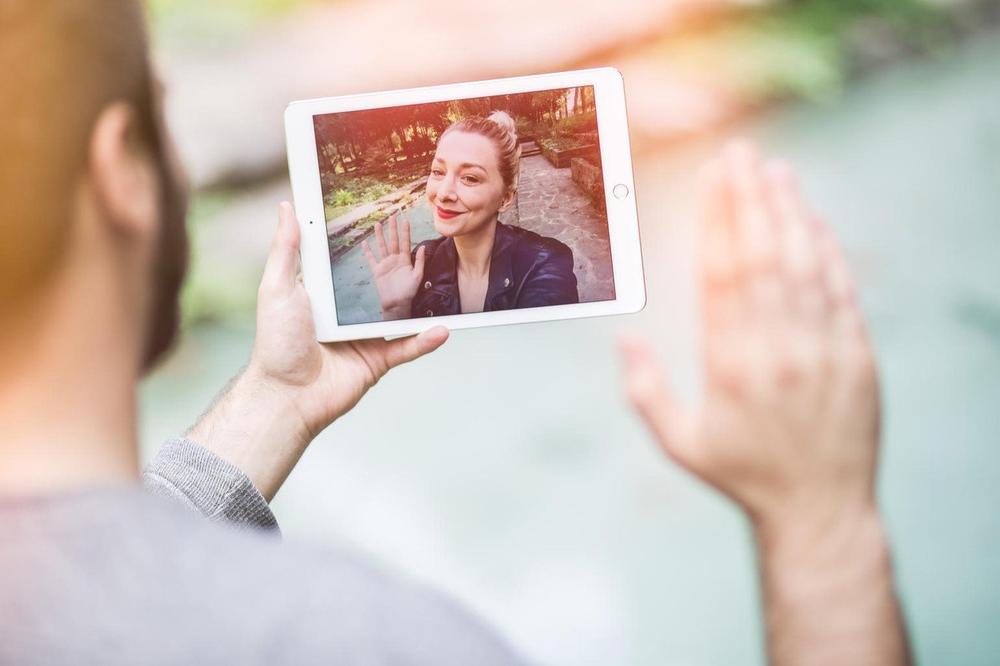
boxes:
[362,111,579,320]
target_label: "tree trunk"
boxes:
[332,144,344,173]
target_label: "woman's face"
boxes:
[426,130,514,238]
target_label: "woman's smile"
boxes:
[435,205,463,220]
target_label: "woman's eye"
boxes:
[461,176,479,185]
[430,169,444,177]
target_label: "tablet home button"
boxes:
[612,184,629,199]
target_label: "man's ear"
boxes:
[88,102,158,239]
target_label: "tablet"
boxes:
[285,67,645,341]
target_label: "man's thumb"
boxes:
[261,202,301,291]
[618,333,693,461]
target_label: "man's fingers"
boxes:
[618,334,694,462]
[726,140,779,274]
[770,166,822,283]
[820,223,856,308]
[699,158,738,290]
[768,163,829,325]
[382,326,449,370]
[698,158,744,332]
[388,215,400,255]
[820,224,866,341]
[374,221,389,259]
[261,202,301,292]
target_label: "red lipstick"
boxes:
[435,206,462,220]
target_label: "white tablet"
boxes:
[284,67,645,341]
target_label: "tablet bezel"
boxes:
[285,67,645,341]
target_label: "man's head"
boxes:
[0,0,188,371]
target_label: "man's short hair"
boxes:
[0,0,158,309]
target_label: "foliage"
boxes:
[178,192,258,326]
[314,87,595,183]
[539,135,593,152]
[330,189,357,208]
[325,178,396,208]
[150,0,319,23]
[552,110,598,136]
[659,0,950,102]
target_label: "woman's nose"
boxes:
[438,176,458,201]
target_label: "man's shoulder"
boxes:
[134,493,525,664]
[3,490,524,665]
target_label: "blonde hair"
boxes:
[441,110,521,195]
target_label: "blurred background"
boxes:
[140,1,1000,664]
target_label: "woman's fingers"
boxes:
[400,217,412,257]
[374,220,389,259]
[413,244,426,275]
[388,215,400,255]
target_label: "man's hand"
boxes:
[188,202,448,501]
[620,141,910,665]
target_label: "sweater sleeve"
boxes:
[142,437,279,533]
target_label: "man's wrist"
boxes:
[754,501,890,592]
[187,365,312,502]
[752,501,909,665]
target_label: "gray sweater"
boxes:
[0,438,526,665]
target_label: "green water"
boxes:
[141,33,1000,666]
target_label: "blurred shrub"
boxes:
[150,0,323,42]
[553,110,598,136]
[660,0,950,102]
[150,0,319,22]
[326,178,396,208]
[179,192,259,327]
[330,189,357,207]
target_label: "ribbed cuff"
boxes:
[142,437,279,533]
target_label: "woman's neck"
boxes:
[453,218,498,278]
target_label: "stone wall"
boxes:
[571,157,605,212]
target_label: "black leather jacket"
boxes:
[410,221,579,317]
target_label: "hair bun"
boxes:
[487,110,518,142]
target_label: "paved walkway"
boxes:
[514,154,615,303]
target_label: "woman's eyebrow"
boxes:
[432,157,487,172]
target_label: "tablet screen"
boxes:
[312,86,616,325]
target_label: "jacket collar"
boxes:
[484,221,517,308]
[426,221,517,310]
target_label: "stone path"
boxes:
[515,154,616,303]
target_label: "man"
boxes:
[0,1,910,664]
